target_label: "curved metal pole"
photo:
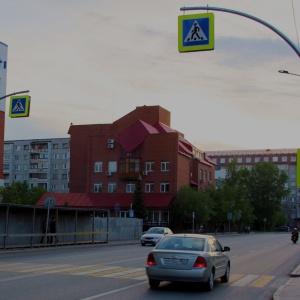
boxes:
[0,90,30,101]
[180,6,300,58]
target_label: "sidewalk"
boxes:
[273,264,300,300]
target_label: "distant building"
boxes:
[38,105,215,225]
[0,41,8,187]
[3,138,70,193]
[206,148,300,228]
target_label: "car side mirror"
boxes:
[223,246,230,252]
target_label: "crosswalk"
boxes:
[0,262,274,287]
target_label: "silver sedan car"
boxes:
[141,227,173,246]
[146,234,230,291]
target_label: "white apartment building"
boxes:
[206,148,300,228]
[3,138,70,193]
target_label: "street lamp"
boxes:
[278,70,300,77]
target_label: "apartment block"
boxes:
[3,138,70,193]
[206,148,300,228]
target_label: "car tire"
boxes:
[220,263,230,283]
[204,271,214,291]
[149,279,160,289]
[141,242,145,246]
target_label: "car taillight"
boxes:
[193,256,207,268]
[147,253,157,266]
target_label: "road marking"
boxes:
[81,281,148,300]
[249,275,275,287]
[231,274,259,286]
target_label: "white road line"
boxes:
[231,274,260,286]
[81,281,148,300]
[102,268,145,277]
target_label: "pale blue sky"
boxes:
[1,0,300,150]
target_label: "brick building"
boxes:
[38,105,215,225]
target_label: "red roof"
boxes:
[37,193,173,209]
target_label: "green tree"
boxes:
[172,186,214,231]
[0,181,46,205]
[246,162,289,230]
[132,178,147,220]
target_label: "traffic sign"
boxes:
[178,13,214,53]
[9,95,31,118]
[44,197,56,208]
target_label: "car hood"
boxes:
[142,233,164,238]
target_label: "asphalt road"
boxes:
[0,233,299,300]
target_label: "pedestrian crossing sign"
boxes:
[178,13,214,52]
[9,95,31,118]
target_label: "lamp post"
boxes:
[278,70,300,77]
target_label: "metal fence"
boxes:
[0,203,143,249]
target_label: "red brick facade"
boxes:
[44,105,215,223]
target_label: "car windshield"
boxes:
[156,237,205,251]
[147,228,164,234]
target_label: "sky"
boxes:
[1,0,300,151]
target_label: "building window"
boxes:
[281,156,287,162]
[53,164,58,170]
[160,182,170,193]
[108,161,117,173]
[254,157,260,163]
[94,162,103,172]
[14,165,21,171]
[24,145,29,150]
[62,174,67,179]
[14,155,19,161]
[51,185,57,190]
[52,174,58,180]
[161,161,170,172]
[126,182,135,193]
[146,162,155,172]
[229,158,233,163]
[4,154,10,160]
[15,145,21,151]
[272,157,278,162]
[108,182,116,193]
[263,157,269,162]
[53,154,59,159]
[53,144,59,149]
[62,163,68,169]
[62,153,68,159]
[24,164,27,170]
[145,182,154,193]
[62,143,69,149]
[246,157,251,163]
[220,158,225,164]
[237,157,242,163]
[62,184,68,190]
[291,156,296,162]
[94,182,102,193]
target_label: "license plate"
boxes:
[164,258,188,265]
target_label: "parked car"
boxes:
[146,234,231,291]
[141,227,173,246]
[274,226,290,232]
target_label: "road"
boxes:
[0,233,299,300]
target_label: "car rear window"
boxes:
[156,237,205,251]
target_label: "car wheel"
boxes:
[141,242,145,246]
[204,271,214,291]
[149,279,160,289]
[221,263,230,283]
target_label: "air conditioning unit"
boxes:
[143,171,148,176]
[108,139,115,144]
[108,144,114,149]
[106,172,112,176]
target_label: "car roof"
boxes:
[164,233,212,239]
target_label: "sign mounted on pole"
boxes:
[178,13,214,53]
[9,95,31,118]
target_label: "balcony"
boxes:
[118,159,141,180]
